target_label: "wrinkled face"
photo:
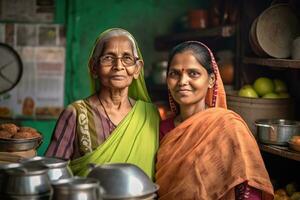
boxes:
[92,36,142,89]
[167,51,215,106]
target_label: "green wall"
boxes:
[31,0,208,155]
[64,0,207,102]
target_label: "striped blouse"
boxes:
[45,95,116,159]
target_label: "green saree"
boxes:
[69,28,160,179]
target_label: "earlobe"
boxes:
[208,74,216,88]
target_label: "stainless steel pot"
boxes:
[51,177,101,200]
[1,162,52,195]
[255,119,300,146]
[0,163,22,192]
[21,156,73,181]
[152,60,168,85]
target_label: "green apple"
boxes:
[253,77,275,96]
[262,92,280,99]
[274,79,288,93]
[241,84,253,89]
[291,192,300,200]
[286,182,298,196]
[238,85,258,98]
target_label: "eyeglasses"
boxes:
[99,55,138,67]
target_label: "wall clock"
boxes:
[0,43,23,94]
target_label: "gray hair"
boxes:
[91,29,139,65]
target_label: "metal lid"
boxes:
[0,163,22,172]
[52,177,100,190]
[4,162,48,175]
[21,156,69,168]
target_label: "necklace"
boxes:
[97,95,133,126]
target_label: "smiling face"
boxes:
[167,51,215,107]
[92,35,142,90]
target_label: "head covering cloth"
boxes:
[88,28,151,102]
[168,41,227,115]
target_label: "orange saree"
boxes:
[156,108,273,200]
[156,42,273,200]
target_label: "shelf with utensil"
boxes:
[154,25,236,51]
[243,57,300,69]
[259,144,300,162]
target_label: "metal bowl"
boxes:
[87,163,158,199]
[255,119,300,146]
[0,136,42,152]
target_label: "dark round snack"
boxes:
[0,123,19,135]
[13,131,41,139]
[19,127,37,133]
[0,130,14,139]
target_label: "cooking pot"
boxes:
[1,162,52,196]
[255,119,300,146]
[152,60,168,85]
[51,177,101,200]
[21,156,73,181]
[87,163,158,200]
[291,36,300,60]
[0,163,22,192]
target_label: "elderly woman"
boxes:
[46,28,160,178]
[156,41,274,200]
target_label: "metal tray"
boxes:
[0,136,43,152]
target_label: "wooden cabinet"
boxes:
[153,0,300,188]
[237,0,300,189]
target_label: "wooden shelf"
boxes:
[243,57,300,69]
[155,25,236,51]
[259,144,300,162]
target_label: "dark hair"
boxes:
[167,41,213,75]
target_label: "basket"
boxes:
[226,91,294,137]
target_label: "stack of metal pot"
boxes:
[0,156,74,199]
[19,156,102,200]
[0,159,159,200]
